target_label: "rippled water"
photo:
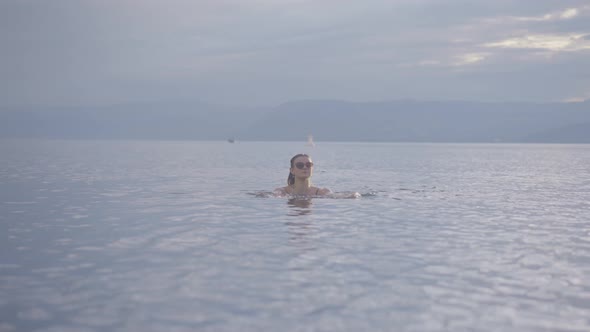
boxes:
[1,139,590,332]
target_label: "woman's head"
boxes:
[287,153,314,185]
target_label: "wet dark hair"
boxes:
[287,153,309,186]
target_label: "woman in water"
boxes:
[275,153,331,196]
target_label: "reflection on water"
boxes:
[287,197,313,216]
[285,219,315,252]
[285,199,318,260]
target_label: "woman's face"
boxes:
[291,155,314,179]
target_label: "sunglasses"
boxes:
[294,162,314,169]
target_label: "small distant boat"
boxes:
[306,134,315,147]
[227,138,235,143]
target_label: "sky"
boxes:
[2,0,590,108]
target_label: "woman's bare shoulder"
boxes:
[273,187,289,196]
[316,187,332,196]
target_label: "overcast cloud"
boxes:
[2,0,590,107]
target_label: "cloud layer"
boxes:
[2,0,589,107]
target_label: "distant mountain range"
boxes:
[1,99,589,143]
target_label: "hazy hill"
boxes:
[0,101,271,140]
[1,99,589,143]
[240,100,590,143]
[521,122,590,143]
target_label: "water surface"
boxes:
[1,140,589,331]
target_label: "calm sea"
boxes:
[1,139,589,332]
